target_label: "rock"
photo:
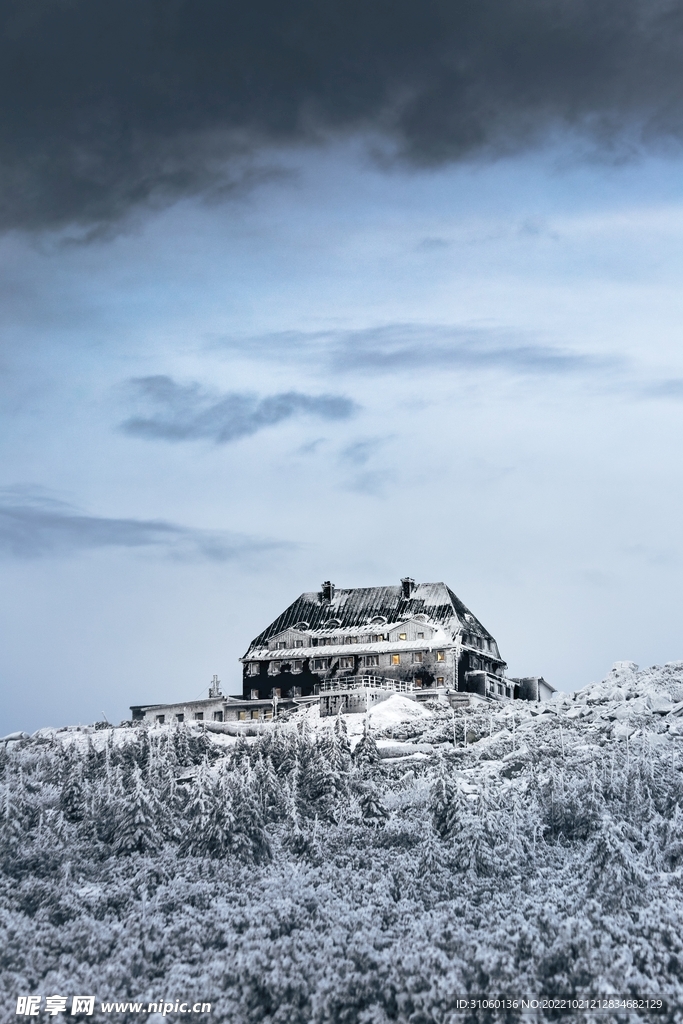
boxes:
[612,661,639,674]
[647,693,673,714]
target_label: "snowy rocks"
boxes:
[612,721,637,740]
[612,660,639,675]
[646,693,674,714]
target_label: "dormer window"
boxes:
[294,640,304,648]
[277,641,287,649]
[399,633,407,641]
[417,632,424,639]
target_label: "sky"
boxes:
[2,0,683,733]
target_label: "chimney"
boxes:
[321,580,335,603]
[401,577,416,599]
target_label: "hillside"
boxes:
[2,661,683,1022]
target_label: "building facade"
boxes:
[131,579,556,725]
[240,578,512,701]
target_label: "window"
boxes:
[293,660,303,671]
[364,655,379,667]
[270,687,282,698]
[213,711,223,722]
[399,632,407,641]
[175,713,184,723]
[289,686,302,697]
[251,710,261,720]
[247,662,260,676]
[194,712,204,721]
[340,656,354,669]
[155,714,165,724]
[413,651,423,663]
[497,684,503,695]
[391,654,401,666]
[239,711,247,721]
[269,662,281,675]
[313,658,329,671]
[348,636,358,644]
[417,632,424,639]
[372,634,384,643]
[436,677,444,685]
[436,650,445,662]
[505,687,511,698]
[250,689,259,700]
[294,640,304,648]
[277,641,287,649]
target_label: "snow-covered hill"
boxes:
[2,662,683,1022]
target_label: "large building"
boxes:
[240,579,510,702]
[131,578,555,725]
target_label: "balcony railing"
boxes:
[318,675,416,694]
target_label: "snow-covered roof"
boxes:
[244,581,496,656]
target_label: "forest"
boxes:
[2,662,683,1023]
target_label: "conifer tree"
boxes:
[115,765,159,855]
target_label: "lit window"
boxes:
[436,677,444,685]
[364,655,379,667]
[413,651,423,663]
[436,651,445,662]
[194,712,204,721]
[391,654,401,665]
[399,632,407,641]
[250,689,260,700]
[251,710,260,720]
[213,711,223,722]
[270,688,282,698]
[155,714,165,725]
[175,713,184,722]
[239,711,247,721]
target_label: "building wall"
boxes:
[241,643,459,698]
[131,697,226,725]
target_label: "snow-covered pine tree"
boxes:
[115,765,159,856]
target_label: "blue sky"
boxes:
[2,0,683,731]
[3,141,683,732]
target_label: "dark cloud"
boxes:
[220,323,619,377]
[120,376,357,443]
[0,487,288,561]
[3,0,683,231]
